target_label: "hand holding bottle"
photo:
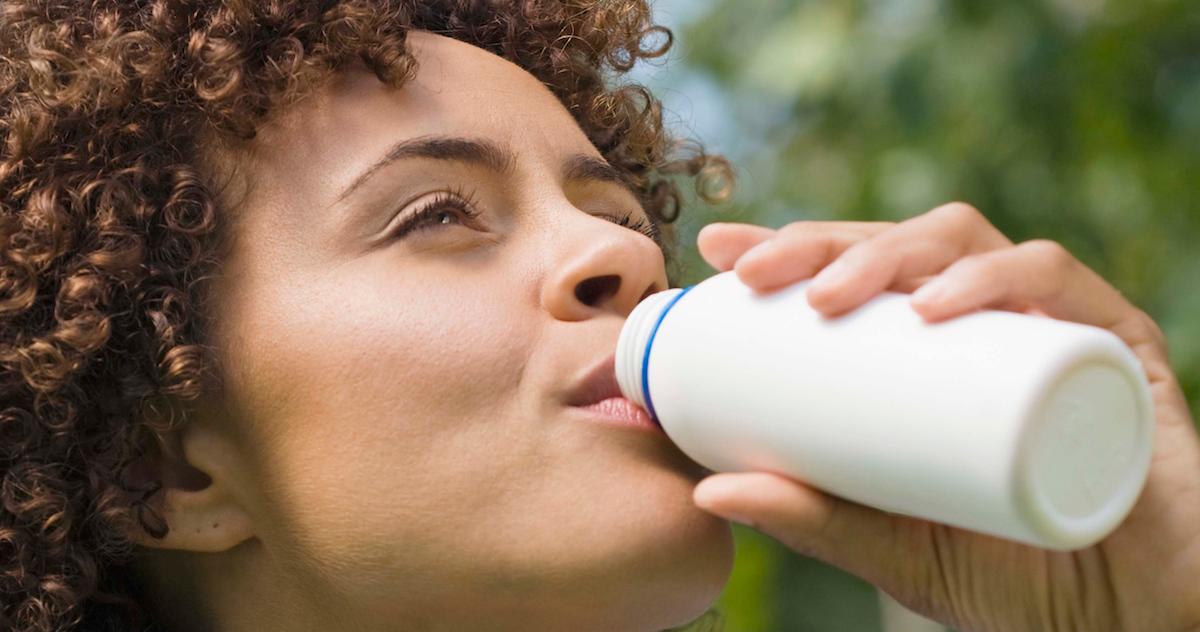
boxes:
[690,202,1200,632]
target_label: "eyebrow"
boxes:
[561,153,635,192]
[333,134,639,204]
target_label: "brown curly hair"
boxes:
[0,0,734,630]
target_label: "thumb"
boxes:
[692,471,914,588]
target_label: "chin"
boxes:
[586,461,736,632]
[489,426,736,630]
[639,486,735,629]
[544,514,732,632]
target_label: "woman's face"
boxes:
[167,30,733,630]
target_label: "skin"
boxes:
[123,27,1198,632]
[693,205,1200,632]
[130,31,733,632]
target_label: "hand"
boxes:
[690,202,1200,632]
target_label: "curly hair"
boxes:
[0,1,733,630]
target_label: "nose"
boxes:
[540,214,669,322]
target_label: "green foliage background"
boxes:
[631,1,1200,630]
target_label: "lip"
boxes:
[564,352,662,433]
[568,397,663,433]
[565,353,624,407]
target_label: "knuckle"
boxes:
[834,240,869,266]
[1146,313,1168,347]
[777,225,832,249]
[776,224,858,259]
[1132,309,1167,347]
[946,252,992,277]
[778,220,813,236]
[777,528,820,558]
[885,520,956,622]
[786,496,843,558]
[777,221,848,245]
[934,201,984,224]
[843,219,898,234]
[1020,239,1074,272]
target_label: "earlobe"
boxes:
[131,487,255,553]
[124,400,256,553]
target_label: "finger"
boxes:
[732,221,894,293]
[693,471,923,593]
[696,222,777,272]
[894,274,939,295]
[908,239,1174,381]
[806,202,1013,317]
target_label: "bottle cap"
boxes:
[1015,341,1155,550]
[615,287,690,422]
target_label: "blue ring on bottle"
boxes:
[641,284,696,424]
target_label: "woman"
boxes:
[1,2,1196,631]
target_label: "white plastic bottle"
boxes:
[616,270,1155,550]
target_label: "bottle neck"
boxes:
[614,285,693,420]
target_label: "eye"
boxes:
[388,187,482,241]
[606,209,662,248]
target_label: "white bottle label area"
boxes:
[617,271,1154,550]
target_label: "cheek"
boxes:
[222,269,536,587]
[214,253,731,620]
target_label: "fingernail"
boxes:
[810,259,850,291]
[694,476,740,506]
[912,279,948,304]
[737,240,778,267]
[695,477,757,527]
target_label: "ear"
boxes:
[123,397,255,553]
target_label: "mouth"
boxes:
[564,352,662,433]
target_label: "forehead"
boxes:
[236,30,598,198]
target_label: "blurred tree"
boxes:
[634,0,1200,630]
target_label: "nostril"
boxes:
[639,285,658,303]
[575,274,621,307]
